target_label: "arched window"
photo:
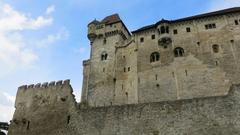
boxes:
[150,52,160,63]
[174,47,184,57]
[101,52,108,61]
[212,44,219,53]
[160,26,169,34]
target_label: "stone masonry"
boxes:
[8,7,240,135]
[82,7,240,107]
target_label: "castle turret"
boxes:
[82,14,131,107]
[87,19,99,43]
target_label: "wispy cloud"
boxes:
[37,28,69,48]
[46,5,55,15]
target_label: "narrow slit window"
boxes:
[67,115,70,124]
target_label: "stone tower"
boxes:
[82,14,131,107]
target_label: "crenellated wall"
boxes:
[8,80,76,135]
[8,84,240,135]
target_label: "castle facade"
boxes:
[82,7,240,107]
[8,7,240,135]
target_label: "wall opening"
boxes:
[150,52,160,63]
[174,47,184,57]
[212,44,219,53]
[173,29,178,34]
[235,20,239,25]
[27,121,30,130]
[67,115,70,124]
[152,34,155,39]
[101,52,108,61]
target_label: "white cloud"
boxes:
[46,5,55,15]
[0,4,53,32]
[208,0,240,11]
[0,3,55,74]
[0,91,15,122]
[37,28,69,48]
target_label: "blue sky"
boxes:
[0,0,240,122]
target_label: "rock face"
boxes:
[8,83,240,135]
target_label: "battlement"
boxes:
[18,79,70,90]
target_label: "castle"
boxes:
[8,7,240,135]
[82,7,240,107]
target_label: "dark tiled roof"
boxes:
[101,14,121,24]
[132,7,240,33]
[88,19,100,26]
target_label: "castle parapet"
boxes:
[17,79,71,91]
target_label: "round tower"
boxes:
[87,19,99,43]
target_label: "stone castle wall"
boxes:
[8,80,76,135]
[82,11,240,107]
[8,83,240,135]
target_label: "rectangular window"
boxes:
[186,27,191,32]
[140,37,144,43]
[128,67,130,71]
[151,35,155,39]
[124,67,126,72]
[235,20,239,25]
[173,29,178,34]
[205,23,216,30]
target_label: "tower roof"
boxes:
[88,19,100,26]
[101,14,121,25]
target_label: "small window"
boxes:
[101,52,108,61]
[174,47,185,57]
[124,67,126,72]
[128,67,130,71]
[150,52,160,63]
[212,44,219,53]
[160,26,165,34]
[205,23,216,30]
[103,38,107,44]
[173,29,178,34]
[235,20,239,25]
[140,37,144,43]
[186,27,191,32]
[151,35,155,39]
[166,26,169,33]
